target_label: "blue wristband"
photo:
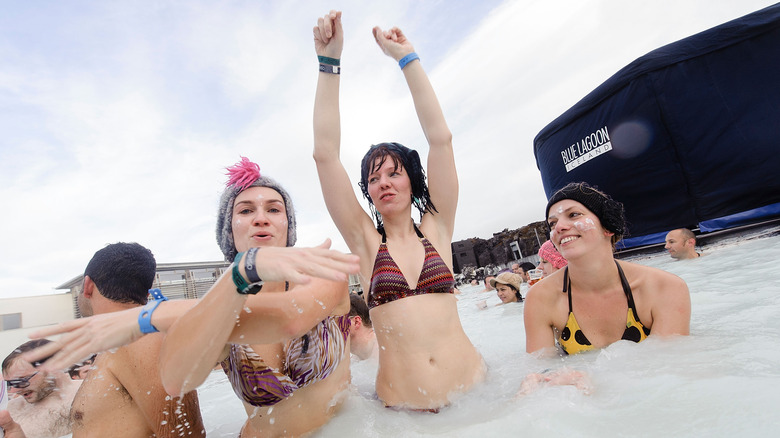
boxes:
[398,52,419,69]
[138,288,168,334]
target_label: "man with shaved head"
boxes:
[665,228,701,260]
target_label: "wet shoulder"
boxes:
[619,260,689,301]
[70,353,133,431]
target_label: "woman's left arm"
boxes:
[373,26,457,231]
[649,273,691,336]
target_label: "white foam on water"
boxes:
[196,233,780,437]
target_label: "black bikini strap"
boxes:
[563,267,573,313]
[380,222,424,243]
[615,261,640,320]
[412,223,424,239]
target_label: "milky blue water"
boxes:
[197,230,780,437]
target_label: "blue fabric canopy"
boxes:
[534,3,780,248]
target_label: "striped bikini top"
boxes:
[367,224,455,309]
[220,315,350,407]
[558,261,650,355]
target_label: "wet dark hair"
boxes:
[84,242,156,305]
[545,182,626,244]
[358,142,437,231]
[349,293,372,328]
[519,262,537,273]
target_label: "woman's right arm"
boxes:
[312,10,375,255]
[25,243,358,375]
[523,284,559,355]
[160,243,357,396]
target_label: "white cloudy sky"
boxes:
[0,0,774,298]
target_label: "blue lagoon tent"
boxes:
[533,3,780,248]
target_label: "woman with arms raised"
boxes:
[524,182,691,356]
[312,10,485,411]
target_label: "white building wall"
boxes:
[0,294,74,361]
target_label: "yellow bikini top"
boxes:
[558,262,650,355]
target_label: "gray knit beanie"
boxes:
[216,157,297,262]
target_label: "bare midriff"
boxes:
[371,294,486,409]
[239,357,351,437]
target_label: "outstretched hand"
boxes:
[372,26,415,61]
[249,239,360,284]
[517,368,594,396]
[22,307,142,373]
[313,10,343,59]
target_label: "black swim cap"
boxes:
[545,182,626,238]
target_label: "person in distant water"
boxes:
[537,240,567,277]
[313,10,485,410]
[518,262,537,283]
[480,275,496,293]
[2,340,80,438]
[64,355,96,381]
[349,294,378,361]
[69,242,205,437]
[665,228,701,260]
[525,182,691,357]
[490,273,523,304]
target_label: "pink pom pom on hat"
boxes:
[225,156,262,191]
[216,156,297,261]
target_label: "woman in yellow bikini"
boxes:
[524,182,691,356]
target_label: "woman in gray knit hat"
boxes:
[159,156,359,437]
[23,157,360,437]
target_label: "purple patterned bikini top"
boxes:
[367,224,455,309]
[221,315,350,407]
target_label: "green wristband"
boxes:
[318,55,340,66]
[232,252,263,295]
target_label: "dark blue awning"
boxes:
[534,3,780,247]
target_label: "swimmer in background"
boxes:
[491,272,523,304]
[537,240,567,277]
[480,275,496,293]
[517,262,537,283]
[665,228,701,260]
[312,10,485,411]
[522,182,690,390]
[349,294,378,361]
[2,340,80,438]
